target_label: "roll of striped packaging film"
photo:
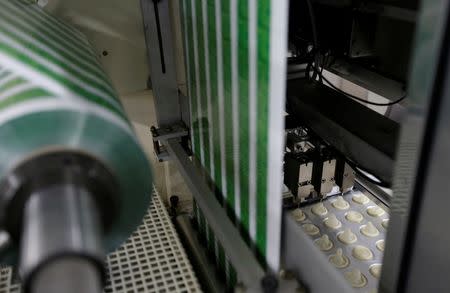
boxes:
[0,0,152,253]
[180,0,289,276]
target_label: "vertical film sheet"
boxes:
[180,0,288,276]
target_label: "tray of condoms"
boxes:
[290,189,389,292]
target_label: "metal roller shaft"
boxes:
[20,184,104,293]
[31,258,102,293]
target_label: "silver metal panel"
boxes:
[286,79,398,185]
[403,71,450,291]
[401,15,450,293]
[140,0,181,127]
[321,159,336,196]
[298,162,314,199]
[380,1,450,292]
[341,163,356,193]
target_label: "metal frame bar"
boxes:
[174,214,225,293]
[166,138,266,290]
[380,1,450,292]
[140,0,181,127]
[402,43,450,292]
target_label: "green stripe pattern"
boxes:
[0,69,52,110]
[0,0,126,120]
[181,0,288,274]
[0,0,152,256]
[193,201,237,290]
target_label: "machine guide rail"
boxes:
[164,136,299,292]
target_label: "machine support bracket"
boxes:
[150,122,189,162]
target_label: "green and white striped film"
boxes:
[0,0,152,252]
[181,0,288,271]
[193,200,237,290]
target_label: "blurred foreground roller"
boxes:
[0,1,152,292]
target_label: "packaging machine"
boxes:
[1,0,450,292]
[145,0,450,292]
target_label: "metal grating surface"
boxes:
[0,269,20,293]
[0,189,202,293]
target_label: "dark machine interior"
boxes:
[284,0,419,196]
[288,0,419,82]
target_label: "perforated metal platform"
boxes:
[0,189,202,293]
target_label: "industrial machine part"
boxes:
[0,1,152,292]
[286,78,399,185]
[140,0,180,127]
[288,0,418,84]
[312,145,337,197]
[0,191,203,293]
[0,152,116,293]
[175,214,226,293]
[284,126,355,202]
[282,1,450,292]
[140,0,450,292]
[285,152,315,200]
[147,0,450,292]
[150,122,190,162]
[284,128,316,201]
[335,159,356,194]
[285,127,312,153]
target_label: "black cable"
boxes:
[305,0,318,50]
[303,0,407,107]
[320,53,327,76]
[305,0,322,82]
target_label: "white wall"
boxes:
[44,0,150,95]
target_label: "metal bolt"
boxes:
[170,195,179,208]
[234,283,246,293]
[261,275,278,293]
